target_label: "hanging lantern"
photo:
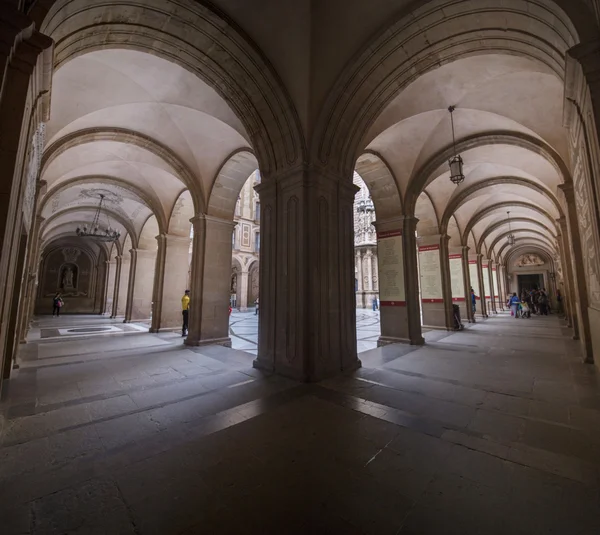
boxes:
[448,106,465,185]
[507,211,515,245]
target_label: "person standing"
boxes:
[509,293,520,318]
[181,290,190,337]
[470,288,477,315]
[52,292,64,317]
[254,297,259,315]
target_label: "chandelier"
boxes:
[448,105,465,185]
[76,194,121,242]
[507,211,515,246]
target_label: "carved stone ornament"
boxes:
[62,247,82,263]
[516,254,544,267]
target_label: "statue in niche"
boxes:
[60,264,78,289]
[231,271,238,294]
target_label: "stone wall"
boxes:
[35,244,104,314]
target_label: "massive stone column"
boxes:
[127,249,156,321]
[185,215,235,347]
[468,253,483,318]
[252,168,362,381]
[448,244,468,325]
[481,258,494,314]
[375,216,424,346]
[418,234,452,330]
[116,254,129,317]
[0,9,52,390]
[476,254,489,318]
[556,227,574,326]
[22,215,45,340]
[111,255,122,319]
[151,234,190,331]
[238,270,250,310]
[355,249,363,307]
[461,246,475,323]
[491,262,501,311]
[559,186,593,363]
[104,259,116,316]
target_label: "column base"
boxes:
[252,356,362,383]
[150,327,181,333]
[422,324,451,331]
[184,336,232,347]
[378,335,424,347]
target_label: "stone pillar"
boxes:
[481,258,494,314]
[476,254,489,318]
[237,271,250,310]
[559,186,594,363]
[22,215,45,338]
[491,262,501,312]
[111,255,122,319]
[127,249,156,321]
[418,234,452,330]
[355,249,363,308]
[104,260,116,316]
[0,11,52,390]
[448,245,468,325]
[497,264,506,311]
[375,217,424,346]
[468,254,482,318]
[185,215,235,347]
[116,254,129,317]
[151,234,192,332]
[461,246,475,323]
[253,168,362,381]
[556,229,573,325]
[365,250,373,291]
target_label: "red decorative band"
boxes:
[380,300,406,307]
[482,264,489,268]
[378,230,402,239]
[452,297,466,301]
[419,245,440,252]
[469,260,477,264]
[448,254,462,259]
[421,298,444,303]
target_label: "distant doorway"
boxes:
[518,274,543,294]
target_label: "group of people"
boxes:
[508,288,552,318]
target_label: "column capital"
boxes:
[567,39,600,82]
[155,233,191,245]
[190,214,236,231]
[130,248,156,259]
[558,183,575,202]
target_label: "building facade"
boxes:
[231,171,260,311]
[354,173,379,308]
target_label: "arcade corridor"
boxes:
[1,313,599,533]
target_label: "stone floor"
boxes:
[1,312,600,534]
[229,309,382,354]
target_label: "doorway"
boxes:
[518,274,543,294]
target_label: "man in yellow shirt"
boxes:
[181,290,190,337]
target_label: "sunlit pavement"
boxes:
[229,309,381,355]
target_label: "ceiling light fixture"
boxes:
[448,105,465,185]
[76,194,121,242]
[507,211,515,246]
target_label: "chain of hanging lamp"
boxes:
[507,211,515,245]
[75,194,121,242]
[448,105,465,185]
